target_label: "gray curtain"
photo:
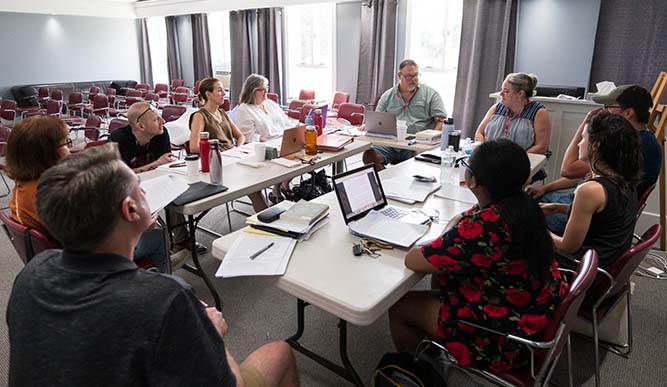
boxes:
[589,0,667,96]
[165,16,182,83]
[356,0,398,108]
[139,18,153,87]
[453,0,517,138]
[229,8,286,107]
[191,14,213,82]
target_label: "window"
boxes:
[208,11,232,90]
[405,0,463,115]
[285,3,335,101]
[146,17,169,86]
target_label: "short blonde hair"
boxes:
[505,73,538,98]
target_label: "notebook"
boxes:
[170,181,228,206]
[332,164,430,247]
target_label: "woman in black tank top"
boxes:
[540,112,641,267]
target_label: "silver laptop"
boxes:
[364,111,397,138]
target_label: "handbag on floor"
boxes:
[372,351,447,387]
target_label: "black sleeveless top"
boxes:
[574,176,637,268]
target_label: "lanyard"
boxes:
[396,86,418,111]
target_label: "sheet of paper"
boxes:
[215,233,297,278]
[156,163,189,175]
[382,176,440,203]
[434,185,477,204]
[140,174,189,214]
[348,210,429,248]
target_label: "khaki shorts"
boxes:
[239,364,266,387]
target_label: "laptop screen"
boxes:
[332,164,387,223]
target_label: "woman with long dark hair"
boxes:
[389,139,565,372]
[542,112,640,268]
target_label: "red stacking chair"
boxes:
[171,79,185,91]
[267,93,279,104]
[105,88,117,107]
[1,100,17,127]
[88,86,100,103]
[108,118,129,133]
[194,80,201,95]
[162,105,187,122]
[45,99,61,116]
[171,86,190,105]
[220,98,230,112]
[0,211,60,264]
[331,91,350,110]
[155,83,169,101]
[299,103,317,124]
[336,103,365,125]
[286,99,306,120]
[66,92,90,117]
[0,124,11,196]
[299,89,315,102]
[38,87,50,107]
[124,89,143,107]
[51,89,64,106]
[135,83,151,97]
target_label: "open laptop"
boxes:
[332,164,430,226]
[279,125,306,157]
[364,111,397,138]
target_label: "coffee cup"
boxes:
[448,130,462,152]
[185,155,200,176]
[254,143,266,162]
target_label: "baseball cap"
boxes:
[592,84,653,110]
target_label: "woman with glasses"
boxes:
[388,139,565,373]
[5,116,71,237]
[234,74,295,143]
[475,73,551,155]
[541,112,640,268]
[6,116,170,273]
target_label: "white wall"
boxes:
[0,12,142,98]
[514,0,600,91]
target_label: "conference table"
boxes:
[141,138,371,311]
[211,152,546,385]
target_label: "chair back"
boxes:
[92,94,109,110]
[267,92,279,103]
[136,83,150,91]
[51,89,63,102]
[286,99,306,120]
[637,183,656,216]
[68,92,83,104]
[85,114,102,128]
[336,103,365,125]
[172,79,185,89]
[299,89,315,101]
[220,98,230,112]
[108,118,129,133]
[155,83,169,98]
[0,211,60,264]
[299,103,317,123]
[332,91,350,109]
[144,92,159,103]
[38,87,49,98]
[194,80,201,95]
[88,86,100,100]
[605,225,661,299]
[0,124,10,155]
[162,105,187,122]
[172,86,190,104]
[125,89,143,106]
[1,99,17,110]
[45,99,61,115]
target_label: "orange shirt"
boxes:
[9,180,49,236]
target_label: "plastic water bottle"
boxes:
[440,145,456,186]
[440,117,455,150]
[199,132,210,173]
[209,139,223,185]
[304,115,318,156]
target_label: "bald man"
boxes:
[109,102,207,255]
[109,102,175,173]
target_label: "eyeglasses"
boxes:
[460,158,473,174]
[603,104,624,110]
[255,86,269,92]
[136,102,159,122]
[61,138,73,148]
[400,72,420,80]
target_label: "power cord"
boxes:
[634,249,667,280]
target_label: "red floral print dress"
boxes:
[421,204,567,372]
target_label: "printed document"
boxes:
[215,233,297,278]
[382,176,440,203]
[140,174,189,214]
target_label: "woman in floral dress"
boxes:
[389,139,566,372]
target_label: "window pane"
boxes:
[146,17,168,86]
[208,11,232,89]
[285,3,334,101]
[405,0,463,115]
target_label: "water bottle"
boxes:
[209,139,223,185]
[304,115,318,156]
[440,117,455,150]
[313,109,323,136]
[199,132,211,173]
[440,145,456,186]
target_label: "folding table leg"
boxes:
[186,214,222,311]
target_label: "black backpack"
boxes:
[289,170,332,201]
[372,351,447,387]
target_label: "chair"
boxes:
[162,104,187,122]
[267,92,279,104]
[286,99,306,120]
[0,99,17,127]
[299,103,317,123]
[105,87,117,107]
[66,91,90,117]
[135,83,151,97]
[38,87,50,107]
[331,91,350,110]
[422,250,599,387]
[108,118,129,133]
[171,79,185,90]
[576,225,661,387]
[193,80,201,96]
[87,86,100,103]
[336,103,365,125]
[81,114,102,142]
[299,89,315,102]
[45,99,62,116]
[0,211,60,264]
[50,89,64,105]
[171,86,190,105]
[155,83,169,101]
[220,98,230,112]
[0,124,11,197]
[124,89,143,107]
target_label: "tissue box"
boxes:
[414,129,442,145]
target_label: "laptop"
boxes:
[332,164,431,226]
[364,111,397,138]
[279,125,306,157]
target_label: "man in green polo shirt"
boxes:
[362,59,447,171]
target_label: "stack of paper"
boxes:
[215,233,297,278]
[140,174,189,214]
[382,176,441,204]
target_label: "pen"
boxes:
[169,162,186,168]
[248,242,274,260]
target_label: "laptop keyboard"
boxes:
[380,206,408,219]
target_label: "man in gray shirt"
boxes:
[363,59,447,170]
[7,143,299,387]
